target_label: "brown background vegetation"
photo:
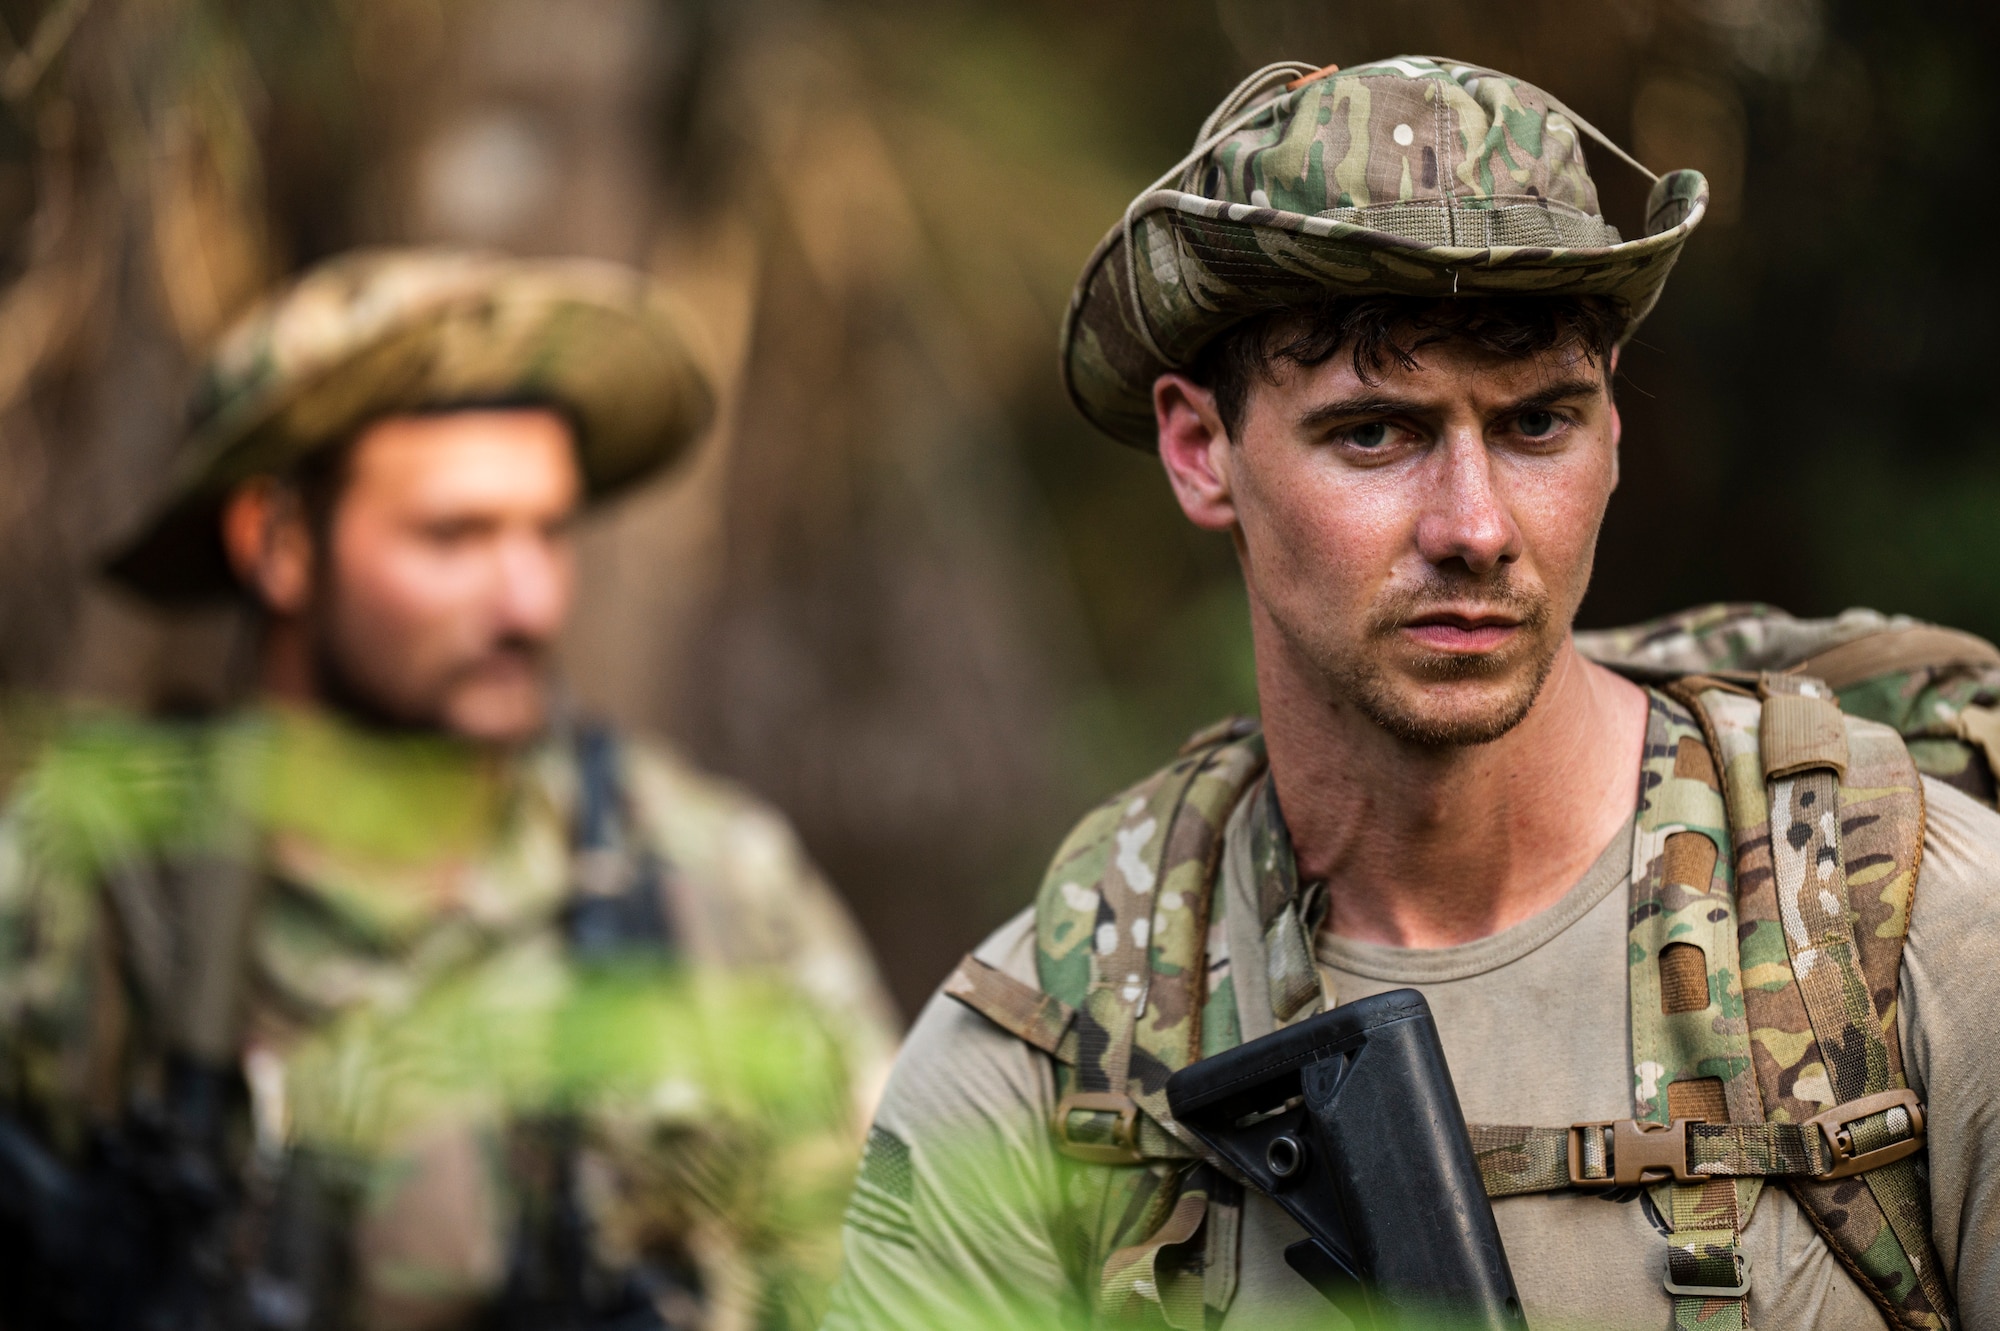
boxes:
[0,0,1992,1013]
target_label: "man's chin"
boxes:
[1359,684,1538,747]
[440,684,549,746]
[1345,653,1555,749]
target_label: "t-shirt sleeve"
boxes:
[1899,776,2000,1322]
[820,908,1085,1331]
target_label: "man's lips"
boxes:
[1399,611,1522,653]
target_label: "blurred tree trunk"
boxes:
[0,0,1083,1012]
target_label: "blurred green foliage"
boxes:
[5,0,1999,984]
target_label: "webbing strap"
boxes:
[1755,678,1951,1325]
[1691,681,1954,1328]
[1074,750,1217,1105]
[1099,1188,1209,1330]
[943,955,1076,1059]
[943,954,1198,1163]
[1757,678,1885,1099]
[1468,1109,1925,1197]
[1626,692,1758,1327]
[1667,1222,1748,1328]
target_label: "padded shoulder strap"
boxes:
[1678,675,1954,1330]
[941,723,1267,1329]
[1038,726,1265,1157]
[945,721,1266,1160]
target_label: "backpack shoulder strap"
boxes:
[1677,674,1953,1330]
[1580,601,2000,807]
[1471,681,1951,1329]
[941,719,1266,1330]
[946,718,1267,1159]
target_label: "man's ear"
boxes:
[221,478,315,616]
[1154,373,1238,532]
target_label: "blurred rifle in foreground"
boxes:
[0,1059,250,1330]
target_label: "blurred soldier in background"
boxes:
[0,250,898,1330]
[829,56,2000,1330]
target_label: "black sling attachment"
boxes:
[563,723,676,961]
[504,721,689,1331]
[1166,988,1529,1331]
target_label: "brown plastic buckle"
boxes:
[1568,1119,1698,1188]
[1809,1089,1926,1180]
[1052,1092,1144,1165]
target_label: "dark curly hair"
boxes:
[1188,294,1627,440]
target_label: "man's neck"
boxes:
[1259,631,1649,950]
[256,615,317,708]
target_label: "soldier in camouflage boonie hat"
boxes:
[1061,55,1711,446]
[107,247,716,602]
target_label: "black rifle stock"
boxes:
[1165,988,1528,1329]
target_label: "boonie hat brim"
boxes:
[106,251,715,604]
[1059,57,1711,448]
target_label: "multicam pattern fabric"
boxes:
[1631,689,1759,1331]
[1477,679,1949,1329]
[1026,726,1268,1327]
[1579,603,2000,804]
[0,705,896,1330]
[1687,679,1951,1328]
[1059,55,1710,446]
[1035,725,1266,1147]
[947,604,1984,1327]
[1466,690,1764,1327]
[106,248,716,603]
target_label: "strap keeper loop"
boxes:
[1054,1092,1146,1165]
[1663,1250,1751,1298]
[1808,1088,1926,1180]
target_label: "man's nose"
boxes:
[1413,431,1521,574]
[492,531,572,639]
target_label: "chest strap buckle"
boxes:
[1568,1118,1698,1187]
[1053,1092,1145,1165]
[1809,1089,1925,1180]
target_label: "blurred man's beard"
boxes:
[310,613,549,738]
[1329,569,1561,748]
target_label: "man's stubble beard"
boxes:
[1321,568,1564,749]
[307,585,550,738]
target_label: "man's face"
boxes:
[234,408,582,743]
[1156,335,1621,747]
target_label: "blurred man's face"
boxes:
[229,407,581,743]
[1155,337,1620,747]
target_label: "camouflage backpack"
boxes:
[947,604,2000,1330]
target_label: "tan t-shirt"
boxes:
[824,777,2000,1331]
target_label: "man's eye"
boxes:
[1343,421,1394,449]
[1517,410,1560,438]
[423,521,483,545]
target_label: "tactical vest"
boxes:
[62,719,680,1331]
[947,605,2000,1331]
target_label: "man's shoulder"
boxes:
[1910,774,2000,942]
[606,731,892,996]
[969,905,1039,984]
[610,732,812,876]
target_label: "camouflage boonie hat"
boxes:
[1061,55,1711,447]
[107,248,716,603]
